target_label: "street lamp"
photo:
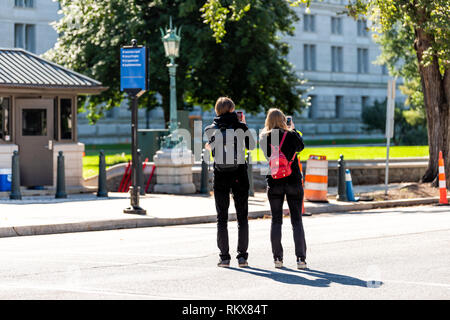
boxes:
[160,17,182,145]
[152,17,196,195]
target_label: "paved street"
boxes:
[0,205,449,300]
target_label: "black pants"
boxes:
[267,183,307,262]
[214,167,249,261]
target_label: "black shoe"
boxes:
[217,259,230,267]
[238,257,248,267]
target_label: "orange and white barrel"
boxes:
[304,155,328,202]
[439,151,448,205]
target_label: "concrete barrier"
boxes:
[84,157,429,193]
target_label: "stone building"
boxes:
[0,0,403,144]
[0,0,60,55]
[283,0,402,140]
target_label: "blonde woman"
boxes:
[260,108,307,269]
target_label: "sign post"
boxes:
[385,78,396,197]
[121,39,148,215]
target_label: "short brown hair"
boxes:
[214,97,235,116]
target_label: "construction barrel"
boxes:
[304,155,328,202]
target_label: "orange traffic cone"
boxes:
[438,151,448,205]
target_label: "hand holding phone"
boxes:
[286,116,294,129]
[237,111,246,123]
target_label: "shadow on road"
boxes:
[229,266,375,288]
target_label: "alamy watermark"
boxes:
[160,120,287,176]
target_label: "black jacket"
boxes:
[204,112,256,171]
[260,129,305,187]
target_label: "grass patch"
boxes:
[303,138,386,146]
[82,144,429,178]
[83,144,131,178]
[250,145,429,162]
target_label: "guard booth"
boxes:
[0,49,106,190]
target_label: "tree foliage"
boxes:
[347,0,450,184]
[200,0,311,42]
[46,0,308,124]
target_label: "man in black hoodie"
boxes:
[204,97,256,268]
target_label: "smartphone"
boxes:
[236,111,244,122]
[286,116,292,127]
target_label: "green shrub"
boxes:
[362,99,428,145]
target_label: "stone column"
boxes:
[153,146,196,194]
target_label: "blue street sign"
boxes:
[120,47,147,92]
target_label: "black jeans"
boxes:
[267,183,307,262]
[214,167,249,261]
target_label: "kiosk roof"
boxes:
[0,48,106,93]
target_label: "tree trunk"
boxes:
[414,28,449,186]
[443,70,450,188]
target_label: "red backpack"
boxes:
[269,131,296,179]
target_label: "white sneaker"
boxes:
[274,259,283,269]
[297,260,307,270]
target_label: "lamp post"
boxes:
[160,17,181,147]
[152,18,195,195]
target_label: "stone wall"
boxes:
[53,143,85,188]
[90,158,428,195]
[0,144,18,170]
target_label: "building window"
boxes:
[357,48,369,73]
[381,64,388,75]
[308,95,318,119]
[14,24,36,53]
[331,46,343,72]
[60,99,73,140]
[303,14,315,32]
[357,19,368,37]
[15,0,34,8]
[335,96,344,119]
[362,96,369,109]
[22,109,47,136]
[0,97,12,142]
[303,44,316,71]
[331,17,342,35]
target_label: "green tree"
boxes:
[46,0,308,125]
[347,0,450,186]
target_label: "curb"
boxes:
[305,197,448,214]
[0,197,447,239]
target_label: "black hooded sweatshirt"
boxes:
[204,112,256,171]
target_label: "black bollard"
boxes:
[337,154,347,201]
[97,150,108,197]
[247,150,254,197]
[200,149,209,194]
[55,151,67,199]
[9,150,22,200]
[137,149,145,196]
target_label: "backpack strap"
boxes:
[270,131,287,153]
[281,131,297,163]
[279,131,288,149]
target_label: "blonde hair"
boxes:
[260,108,290,137]
[214,97,235,116]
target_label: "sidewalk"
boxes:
[0,184,446,238]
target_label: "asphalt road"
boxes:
[0,205,449,300]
